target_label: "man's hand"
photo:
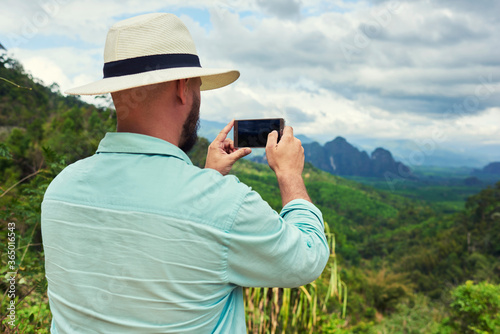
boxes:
[205,119,252,176]
[266,126,311,206]
[266,126,305,177]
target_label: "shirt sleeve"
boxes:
[226,191,330,288]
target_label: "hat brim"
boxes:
[64,67,240,95]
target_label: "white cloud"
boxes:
[22,56,68,87]
[453,107,500,145]
[9,46,102,89]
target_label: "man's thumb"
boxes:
[231,148,252,162]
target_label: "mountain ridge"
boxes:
[303,137,411,178]
[472,161,500,177]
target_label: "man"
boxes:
[41,13,329,333]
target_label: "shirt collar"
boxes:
[96,132,193,166]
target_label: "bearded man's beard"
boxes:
[179,92,200,153]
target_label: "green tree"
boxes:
[447,281,500,333]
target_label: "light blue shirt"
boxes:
[41,132,329,333]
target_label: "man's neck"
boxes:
[116,112,182,147]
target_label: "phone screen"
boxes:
[235,118,284,148]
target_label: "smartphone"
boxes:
[234,118,285,148]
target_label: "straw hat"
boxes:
[65,13,240,95]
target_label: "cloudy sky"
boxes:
[1,0,499,166]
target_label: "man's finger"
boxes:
[266,130,278,149]
[282,126,293,139]
[215,119,234,142]
[221,138,234,154]
[224,138,234,150]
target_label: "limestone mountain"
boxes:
[303,137,411,178]
[472,162,500,177]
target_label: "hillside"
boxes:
[1,54,499,333]
[0,54,115,181]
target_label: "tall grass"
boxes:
[244,223,347,333]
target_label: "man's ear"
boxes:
[176,79,190,105]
